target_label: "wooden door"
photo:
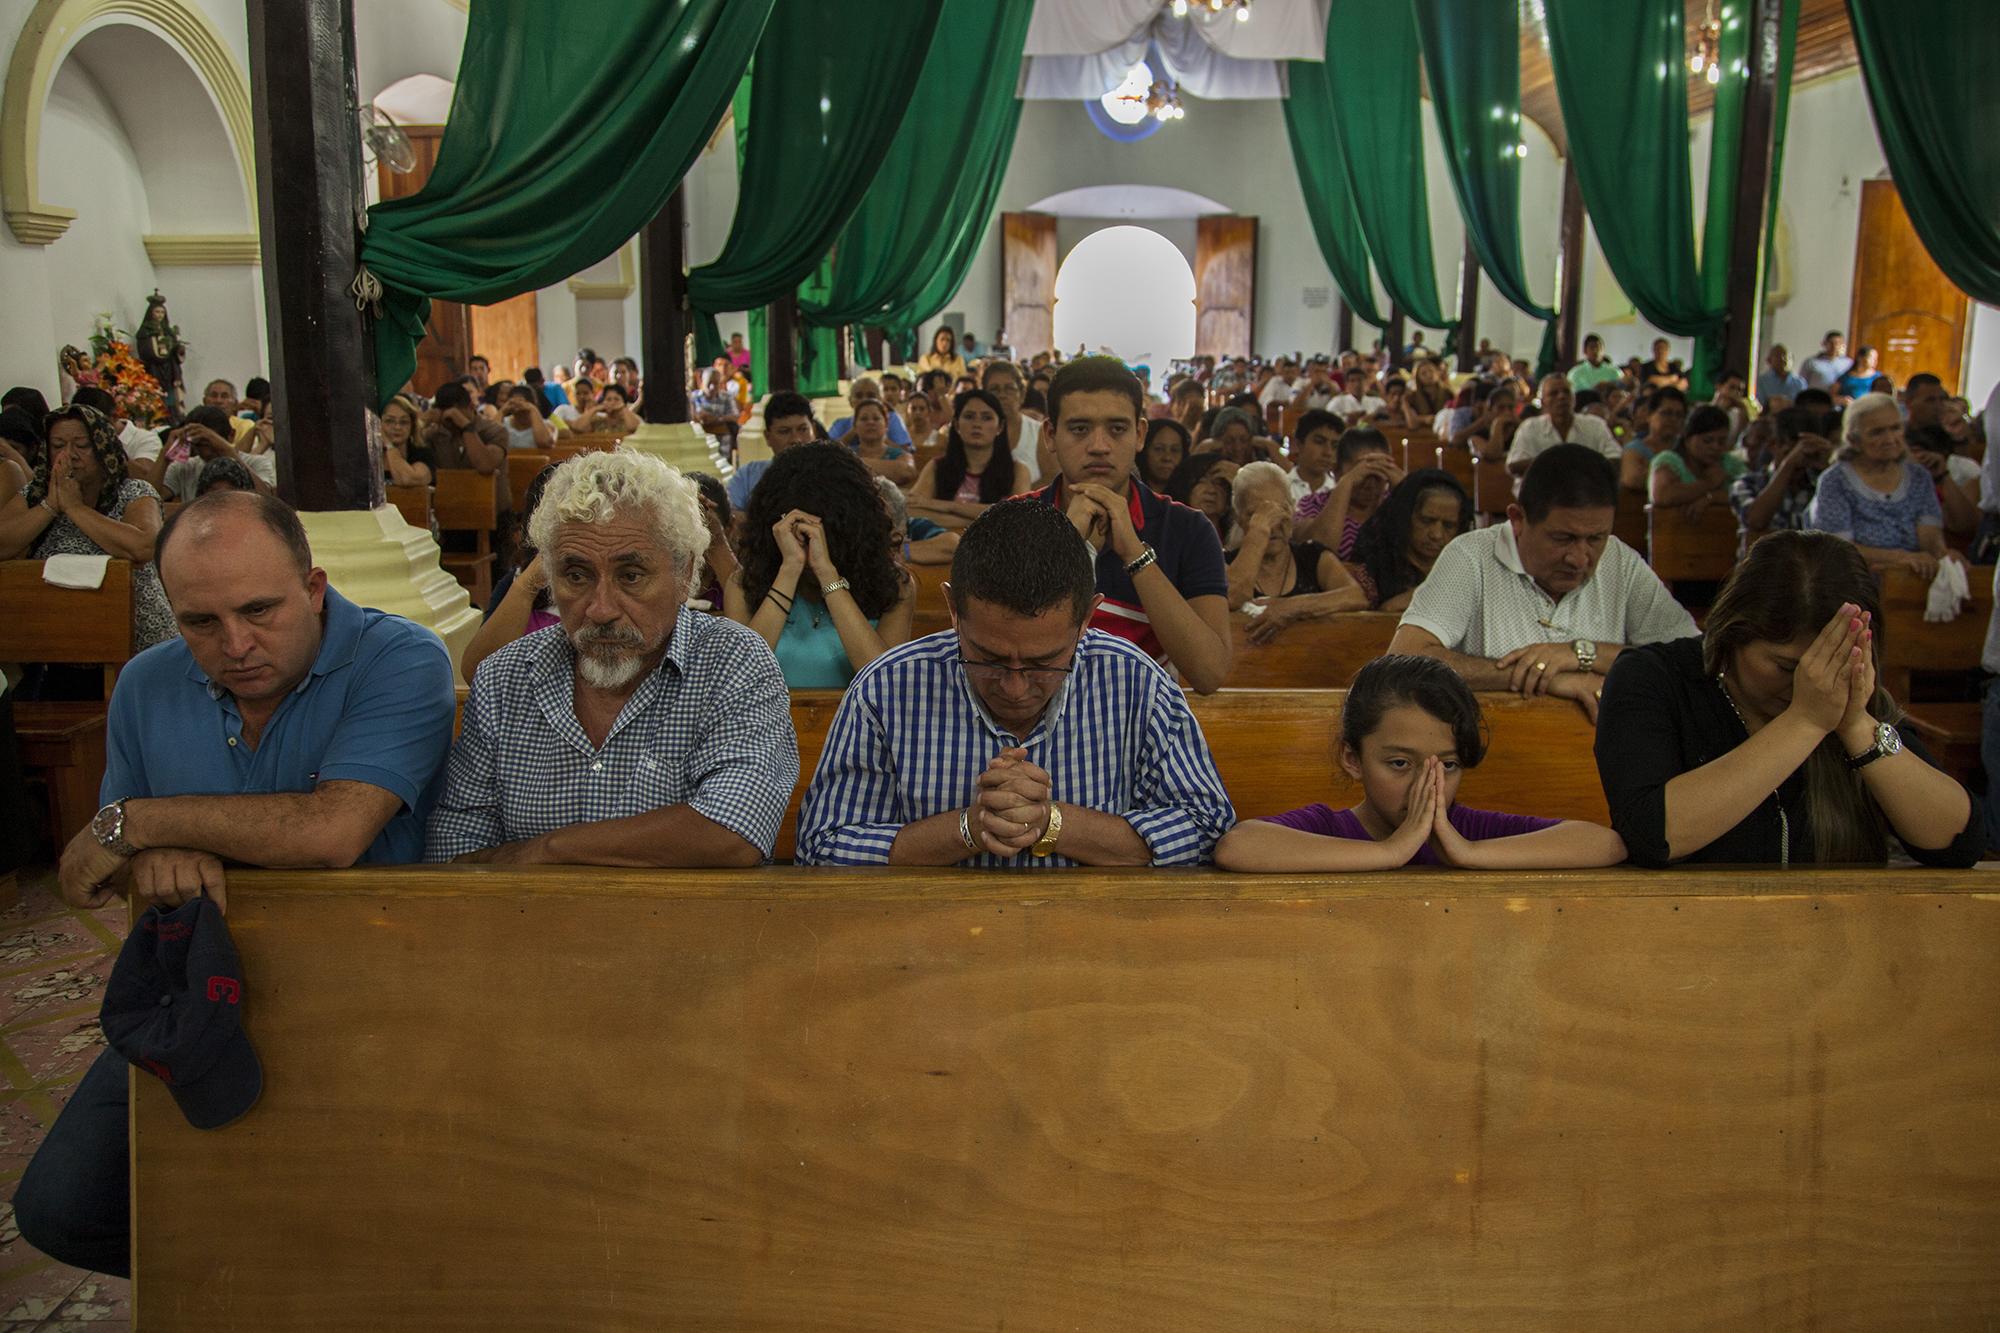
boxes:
[377,126,536,397]
[1195,215,1257,360]
[1001,212,1057,359]
[1849,179,1970,394]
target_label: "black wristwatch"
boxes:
[1846,721,1902,771]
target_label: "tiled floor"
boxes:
[0,868,131,1330]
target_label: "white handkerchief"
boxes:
[1923,557,1970,623]
[41,553,110,590]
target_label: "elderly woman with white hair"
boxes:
[1806,391,1967,582]
[1224,460,1368,643]
[425,448,799,867]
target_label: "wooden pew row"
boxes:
[1647,502,1741,584]
[1615,488,1649,557]
[1880,565,1996,784]
[433,470,499,607]
[1228,610,1398,688]
[134,863,2000,1331]
[0,560,134,846]
[1471,455,1512,522]
[386,482,430,532]
[775,687,1606,861]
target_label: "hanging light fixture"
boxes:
[1687,0,1722,84]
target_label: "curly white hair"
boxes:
[527,448,706,592]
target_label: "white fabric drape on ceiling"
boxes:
[1019,0,1323,100]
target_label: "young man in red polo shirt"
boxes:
[1027,357,1233,693]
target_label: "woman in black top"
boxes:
[1596,530,1978,867]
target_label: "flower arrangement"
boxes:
[83,313,167,426]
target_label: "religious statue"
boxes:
[134,292,187,419]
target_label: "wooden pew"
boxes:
[134,863,2000,1331]
[1227,610,1398,689]
[433,469,499,607]
[506,452,553,512]
[1647,503,1741,584]
[1471,456,1513,523]
[0,560,134,845]
[1431,444,1474,494]
[777,686,1606,861]
[1878,565,1996,786]
[386,483,431,532]
[1614,488,1649,558]
[908,561,951,638]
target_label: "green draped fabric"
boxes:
[359,0,772,408]
[803,0,1032,348]
[1847,0,2000,305]
[687,0,943,365]
[1689,5,1757,397]
[1321,0,1455,339]
[1281,59,1385,329]
[1412,0,1556,374]
[1544,0,1713,341]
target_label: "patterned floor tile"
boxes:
[3,1021,103,1098]
[0,1262,81,1324]
[44,1272,128,1322]
[0,919,101,983]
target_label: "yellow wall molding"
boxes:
[567,238,636,300]
[2,0,256,245]
[143,231,259,265]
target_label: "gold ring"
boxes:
[1535,661,1548,671]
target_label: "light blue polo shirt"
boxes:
[99,586,455,865]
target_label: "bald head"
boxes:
[157,489,312,595]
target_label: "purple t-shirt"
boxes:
[1259,803,1559,867]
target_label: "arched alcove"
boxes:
[1053,225,1197,364]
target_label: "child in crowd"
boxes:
[1215,655,1628,870]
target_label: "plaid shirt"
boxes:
[795,629,1235,867]
[1728,460,1818,533]
[425,607,798,861]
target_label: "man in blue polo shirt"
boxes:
[19,489,454,1277]
[1026,357,1232,693]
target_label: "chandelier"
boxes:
[1106,59,1185,124]
[1687,0,1722,85]
[1170,0,1252,21]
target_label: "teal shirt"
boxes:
[1650,449,1747,484]
[773,596,876,689]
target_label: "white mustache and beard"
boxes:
[571,623,653,690]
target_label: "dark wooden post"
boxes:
[1385,303,1406,364]
[1721,0,1784,386]
[1554,159,1586,370]
[1334,296,1354,355]
[865,326,887,371]
[248,0,377,511]
[1455,236,1481,373]
[639,184,689,425]
[766,292,798,393]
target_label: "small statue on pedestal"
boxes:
[134,292,187,420]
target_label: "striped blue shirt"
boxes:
[796,629,1234,867]
[425,606,799,861]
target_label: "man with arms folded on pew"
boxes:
[1387,444,1696,724]
[426,450,797,867]
[1025,357,1233,694]
[795,499,1234,868]
[23,490,456,1278]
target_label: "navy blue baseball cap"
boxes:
[99,896,262,1130]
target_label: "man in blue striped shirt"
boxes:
[796,499,1234,867]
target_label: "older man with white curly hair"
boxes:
[426,449,798,865]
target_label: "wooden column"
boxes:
[865,326,887,371]
[248,0,377,511]
[1385,303,1406,364]
[1722,0,1785,386]
[1554,159,1586,371]
[1455,236,1481,373]
[639,185,690,425]
[766,292,798,393]
[1334,296,1354,355]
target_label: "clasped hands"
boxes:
[773,509,840,584]
[59,819,229,915]
[1496,641,1600,722]
[1064,485,1142,562]
[965,748,1054,857]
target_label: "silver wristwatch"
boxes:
[90,799,138,857]
[1846,721,1902,771]
[1572,638,1597,673]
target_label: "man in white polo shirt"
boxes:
[1507,375,1621,476]
[1388,444,1696,722]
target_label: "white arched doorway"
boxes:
[1052,225,1196,365]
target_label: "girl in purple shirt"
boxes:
[1214,656,1627,870]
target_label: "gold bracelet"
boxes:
[1030,803,1063,857]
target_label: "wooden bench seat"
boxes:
[133,863,2000,1331]
[776,687,1606,861]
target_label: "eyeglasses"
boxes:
[958,655,1075,686]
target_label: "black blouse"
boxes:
[1595,637,1980,868]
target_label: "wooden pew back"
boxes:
[0,559,134,672]
[1614,489,1648,557]
[1471,457,1512,522]
[908,561,951,638]
[433,469,500,605]
[777,686,1608,860]
[1647,503,1740,583]
[507,452,553,513]
[1431,444,1474,494]
[386,483,431,531]
[1227,610,1398,688]
[133,864,2000,1331]
[1879,564,1996,699]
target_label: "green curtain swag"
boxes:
[358,0,773,408]
[1282,59,1387,330]
[802,0,1033,348]
[688,0,944,365]
[1846,0,2000,305]
[1321,0,1456,345]
[1412,0,1556,376]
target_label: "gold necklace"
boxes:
[1715,671,1789,867]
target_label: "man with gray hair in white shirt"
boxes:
[1388,444,1696,723]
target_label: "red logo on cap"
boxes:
[152,921,192,942]
[206,977,241,1004]
[139,1057,174,1085]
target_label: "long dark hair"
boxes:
[1165,450,1235,544]
[740,443,901,618]
[1139,418,1193,489]
[934,388,1012,504]
[1341,655,1489,766]
[1702,530,1899,863]
[1352,468,1471,605]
